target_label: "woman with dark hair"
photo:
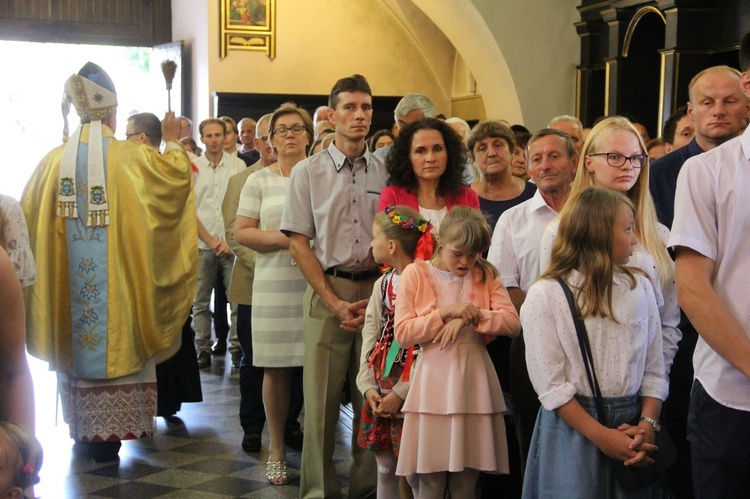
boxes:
[368,129,395,152]
[379,118,479,231]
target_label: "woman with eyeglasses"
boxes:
[234,102,313,485]
[538,116,680,380]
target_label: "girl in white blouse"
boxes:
[539,116,680,375]
[520,187,668,498]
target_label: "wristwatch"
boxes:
[639,416,661,432]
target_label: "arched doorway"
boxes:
[618,7,666,138]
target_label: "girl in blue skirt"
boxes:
[520,187,668,498]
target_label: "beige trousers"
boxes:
[299,275,378,499]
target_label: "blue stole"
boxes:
[65,137,110,378]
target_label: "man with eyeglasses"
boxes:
[650,64,750,499]
[281,74,384,499]
[126,111,204,418]
[126,112,162,149]
[193,118,246,370]
[670,34,750,497]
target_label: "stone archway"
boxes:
[406,0,524,123]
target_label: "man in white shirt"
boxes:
[221,115,254,167]
[193,118,246,369]
[669,32,750,497]
[486,128,578,473]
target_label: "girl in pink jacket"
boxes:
[394,206,520,499]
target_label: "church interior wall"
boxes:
[468,0,581,130]
[173,0,581,131]
[197,0,453,125]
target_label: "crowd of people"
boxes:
[2,29,750,499]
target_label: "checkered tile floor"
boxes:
[30,354,355,498]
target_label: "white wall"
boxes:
[171,0,210,129]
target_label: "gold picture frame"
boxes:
[220,0,276,60]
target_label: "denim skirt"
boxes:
[522,394,660,499]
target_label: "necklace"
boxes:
[276,163,290,188]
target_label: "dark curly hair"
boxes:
[385,117,467,199]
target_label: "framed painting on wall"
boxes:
[220,0,276,59]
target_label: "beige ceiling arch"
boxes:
[407,0,524,123]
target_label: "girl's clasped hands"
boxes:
[435,302,481,349]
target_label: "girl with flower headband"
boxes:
[0,422,42,499]
[394,206,520,498]
[355,205,434,499]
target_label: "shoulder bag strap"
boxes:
[555,277,608,426]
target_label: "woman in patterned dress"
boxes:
[235,103,313,484]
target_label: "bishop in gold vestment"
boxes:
[21,62,197,460]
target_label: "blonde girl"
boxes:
[0,422,42,499]
[394,206,520,499]
[521,186,668,497]
[539,116,680,374]
[356,205,434,499]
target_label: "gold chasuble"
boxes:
[22,124,197,379]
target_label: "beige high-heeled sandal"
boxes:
[266,460,289,485]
